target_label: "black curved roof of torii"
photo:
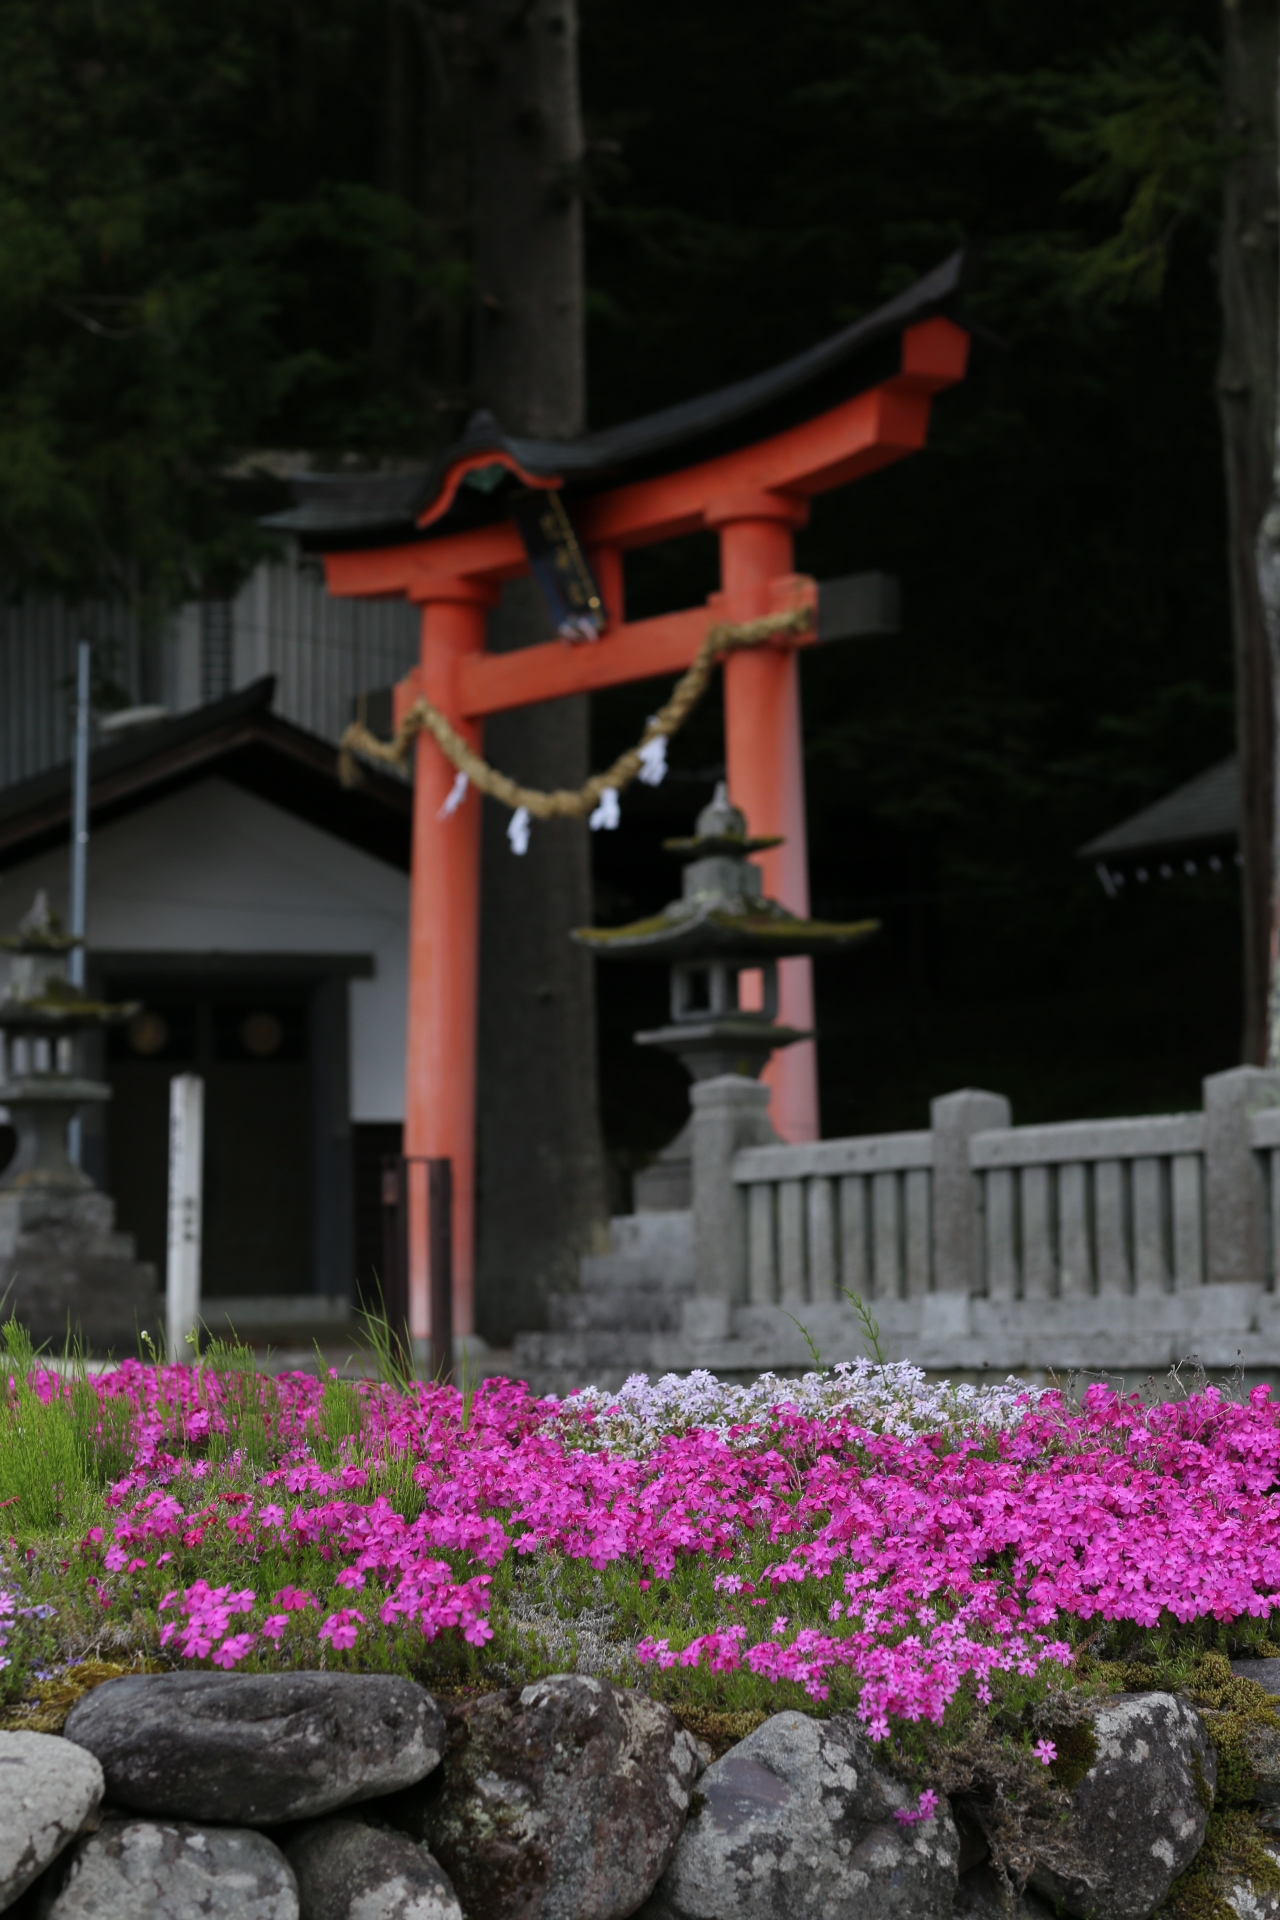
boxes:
[265,251,968,548]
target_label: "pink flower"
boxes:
[319,1609,365,1651]
[272,1587,318,1612]
[894,1789,939,1827]
[1032,1740,1057,1766]
[38,1353,1280,1748]
[211,1633,255,1669]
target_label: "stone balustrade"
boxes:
[516,1065,1280,1393]
[692,1065,1280,1382]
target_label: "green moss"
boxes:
[1045,1719,1099,1793]
[0,1659,151,1732]
[1191,1750,1215,1815]
[1185,1652,1280,1809]
[671,1705,770,1758]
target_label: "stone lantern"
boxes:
[0,892,132,1198]
[0,893,157,1350]
[573,784,877,1204]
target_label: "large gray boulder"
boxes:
[1029,1692,1215,1920]
[401,1674,701,1920]
[640,1709,959,1920]
[287,1818,462,1920]
[43,1817,298,1919]
[61,1672,443,1824]
[0,1729,103,1908]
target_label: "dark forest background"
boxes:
[0,0,1241,1170]
[581,0,1237,1162]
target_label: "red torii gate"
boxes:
[275,259,970,1340]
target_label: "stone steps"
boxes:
[598,1208,693,1278]
[548,1283,690,1333]
[513,1326,674,1395]
[528,1207,696,1368]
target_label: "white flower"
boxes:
[546,1361,1038,1456]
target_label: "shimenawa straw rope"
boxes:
[336,604,813,820]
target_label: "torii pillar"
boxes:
[323,312,971,1339]
[402,574,495,1343]
[712,490,818,1142]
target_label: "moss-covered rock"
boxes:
[1030,1693,1215,1920]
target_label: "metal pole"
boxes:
[69,640,91,987]
[428,1156,453,1385]
[67,639,91,1167]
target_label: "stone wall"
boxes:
[4,1664,1280,1919]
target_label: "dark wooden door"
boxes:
[106,986,313,1297]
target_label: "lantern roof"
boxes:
[0,891,76,953]
[573,784,878,963]
[0,894,139,1031]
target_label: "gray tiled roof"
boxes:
[1078,756,1238,860]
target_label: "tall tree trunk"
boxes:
[469,0,608,1341]
[372,0,413,374]
[1220,0,1278,1063]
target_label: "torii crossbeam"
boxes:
[269,254,971,1340]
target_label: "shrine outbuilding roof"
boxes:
[1077,757,1238,867]
[264,251,968,548]
[0,678,411,873]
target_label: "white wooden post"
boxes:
[166,1074,204,1362]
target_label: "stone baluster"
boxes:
[930,1089,1011,1296]
[687,1075,778,1335]
[1203,1067,1280,1287]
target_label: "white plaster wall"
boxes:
[0,777,408,1121]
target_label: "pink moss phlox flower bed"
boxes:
[9,1360,1280,1740]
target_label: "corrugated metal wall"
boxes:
[0,601,148,788]
[0,551,420,791]
[231,556,419,746]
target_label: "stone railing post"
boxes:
[930,1088,1011,1294]
[689,1076,778,1328]
[1203,1067,1280,1285]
